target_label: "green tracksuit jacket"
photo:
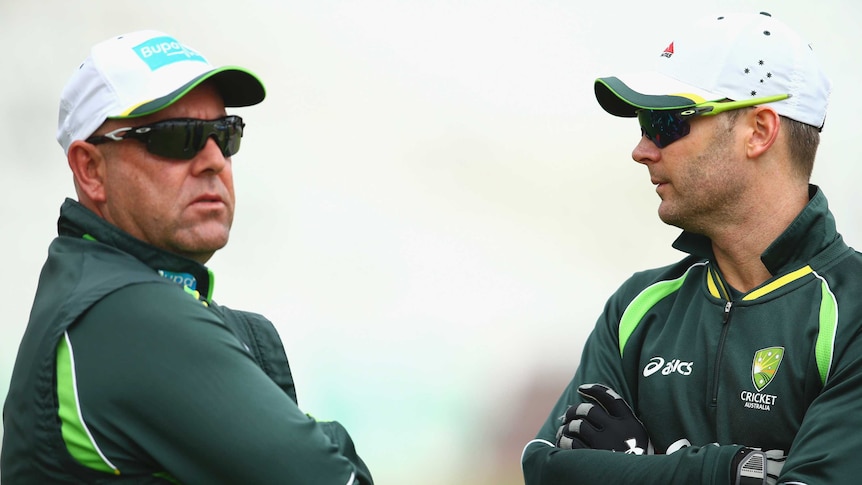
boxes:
[2,199,373,484]
[522,186,862,484]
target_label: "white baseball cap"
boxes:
[57,30,266,153]
[594,12,831,129]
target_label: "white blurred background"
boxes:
[2,1,860,484]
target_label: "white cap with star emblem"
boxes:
[594,12,831,130]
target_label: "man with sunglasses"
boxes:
[523,12,862,485]
[2,31,372,484]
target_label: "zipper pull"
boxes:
[722,301,733,325]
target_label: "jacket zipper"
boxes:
[712,301,733,406]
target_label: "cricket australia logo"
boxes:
[739,347,783,411]
[752,346,784,392]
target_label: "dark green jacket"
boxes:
[523,186,862,484]
[2,199,372,485]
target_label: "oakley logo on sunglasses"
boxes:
[86,116,245,160]
[637,93,791,148]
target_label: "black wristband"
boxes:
[731,448,766,485]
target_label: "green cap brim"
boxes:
[594,77,700,117]
[117,66,266,119]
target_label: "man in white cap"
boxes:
[2,31,372,484]
[522,12,862,485]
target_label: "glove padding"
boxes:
[555,383,649,455]
[731,447,767,485]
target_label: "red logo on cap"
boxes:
[661,42,674,58]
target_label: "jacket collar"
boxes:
[57,198,215,301]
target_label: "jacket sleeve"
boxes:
[773,310,862,484]
[521,278,743,485]
[522,442,742,485]
[218,305,374,484]
[65,283,371,485]
[318,420,374,485]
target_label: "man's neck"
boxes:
[708,188,809,293]
[710,239,772,294]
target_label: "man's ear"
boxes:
[745,106,781,159]
[67,140,108,205]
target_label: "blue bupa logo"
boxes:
[133,36,207,70]
[158,270,198,290]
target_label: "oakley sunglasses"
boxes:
[637,93,790,148]
[86,115,245,160]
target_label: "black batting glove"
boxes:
[555,383,650,455]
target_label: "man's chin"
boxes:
[657,206,684,229]
[172,227,231,262]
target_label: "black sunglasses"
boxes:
[637,94,790,148]
[86,115,245,160]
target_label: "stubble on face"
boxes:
[656,116,748,235]
[133,171,235,261]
